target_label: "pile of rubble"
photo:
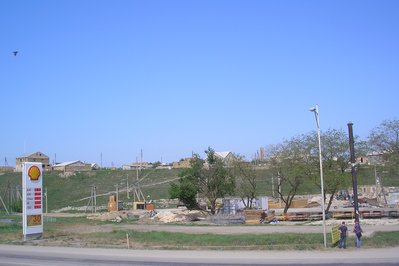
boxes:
[154,209,207,223]
[84,209,207,224]
[86,210,144,223]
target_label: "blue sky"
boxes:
[1,1,398,166]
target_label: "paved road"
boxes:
[1,245,399,266]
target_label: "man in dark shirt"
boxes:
[338,221,348,249]
[353,221,363,248]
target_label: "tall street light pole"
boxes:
[348,122,360,222]
[310,105,327,249]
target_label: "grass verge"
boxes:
[1,216,399,250]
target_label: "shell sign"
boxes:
[28,165,41,181]
[23,162,43,239]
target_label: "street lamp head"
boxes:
[309,105,319,114]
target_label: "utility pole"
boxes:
[116,184,119,211]
[136,156,139,180]
[140,149,143,170]
[45,187,48,215]
[348,122,360,222]
[126,174,130,199]
[93,185,97,213]
[272,175,275,198]
[85,185,97,213]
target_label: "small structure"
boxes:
[172,158,192,169]
[107,195,118,212]
[15,152,51,172]
[133,201,154,211]
[387,191,399,207]
[222,196,269,215]
[214,151,237,167]
[367,151,385,165]
[91,163,100,170]
[122,162,152,170]
[0,166,14,173]
[53,161,92,172]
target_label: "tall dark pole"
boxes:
[348,122,360,222]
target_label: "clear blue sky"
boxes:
[1,1,398,167]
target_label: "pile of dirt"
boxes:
[153,209,207,223]
[86,210,144,222]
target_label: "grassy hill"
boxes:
[0,165,396,213]
[0,168,182,212]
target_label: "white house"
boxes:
[215,151,237,166]
[53,161,92,172]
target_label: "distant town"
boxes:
[0,148,383,174]
[0,150,240,173]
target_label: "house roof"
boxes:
[16,151,49,159]
[53,161,81,167]
[215,151,231,159]
[124,162,151,167]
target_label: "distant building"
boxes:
[53,161,92,172]
[172,158,192,169]
[15,152,51,172]
[173,152,237,169]
[367,151,385,165]
[356,156,369,165]
[122,162,152,170]
[91,163,100,170]
[260,147,265,161]
[0,166,14,173]
[214,151,237,167]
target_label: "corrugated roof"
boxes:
[53,161,81,167]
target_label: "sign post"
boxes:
[22,162,43,240]
[331,224,340,246]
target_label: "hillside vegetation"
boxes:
[0,165,395,212]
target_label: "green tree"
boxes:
[152,161,162,168]
[169,178,198,210]
[231,154,258,209]
[317,129,352,212]
[368,119,399,154]
[368,119,399,178]
[269,135,312,214]
[305,129,367,213]
[169,147,235,214]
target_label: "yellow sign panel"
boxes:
[28,165,41,181]
[331,225,340,244]
[27,215,42,226]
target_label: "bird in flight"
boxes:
[13,51,18,56]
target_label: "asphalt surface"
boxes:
[1,245,399,266]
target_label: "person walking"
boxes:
[338,221,348,249]
[353,221,363,248]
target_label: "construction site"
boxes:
[78,181,399,228]
[1,167,398,230]
[1,168,399,251]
